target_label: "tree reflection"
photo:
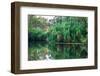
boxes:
[28,42,87,61]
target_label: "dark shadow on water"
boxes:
[28,42,88,61]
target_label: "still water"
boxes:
[28,42,88,61]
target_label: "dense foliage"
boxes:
[28,16,87,44]
[28,15,88,60]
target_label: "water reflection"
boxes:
[28,42,88,61]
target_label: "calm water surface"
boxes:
[28,42,88,61]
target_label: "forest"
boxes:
[28,15,88,60]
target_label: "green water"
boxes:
[28,42,88,61]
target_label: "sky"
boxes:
[37,15,55,21]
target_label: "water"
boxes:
[28,42,88,61]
